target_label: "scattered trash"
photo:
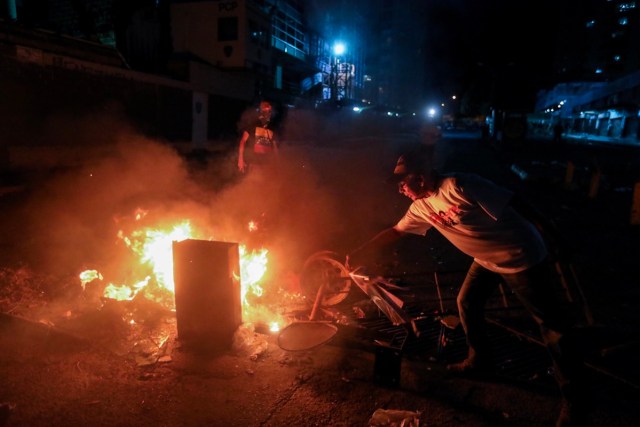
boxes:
[439,314,460,330]
[38,319,55,327]
[137,372,157,381]
[135,353,159,367]
[157,355,172,363]
[277,321,337,351]
[232,323,269,360]
[510,164,529,181]
[368,409,421,427]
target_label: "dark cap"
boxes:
[386,154,424,183]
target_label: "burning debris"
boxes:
[75,215,304,358]
[1,209,420,363]
[0,203,310,363]
[0,135,358,363]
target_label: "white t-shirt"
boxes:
[395,173,547,274]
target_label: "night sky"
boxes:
[422,0,567,112]
[308,0,575,113]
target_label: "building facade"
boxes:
[1,0,433,150]
[536,0,640,145]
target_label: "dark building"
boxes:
[554,0,640,84]
[368,0,427,112]
[0,0,333,148]
[536,0,640,145]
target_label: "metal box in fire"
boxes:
[172,239,242,354]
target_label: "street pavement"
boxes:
[1,126,640,426]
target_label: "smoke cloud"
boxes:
[4,105,423,298]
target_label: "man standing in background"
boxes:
[237,100,279,174]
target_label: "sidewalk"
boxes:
[565,131,640,148]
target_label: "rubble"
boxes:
[368,408,421,427]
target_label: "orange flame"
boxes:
[117,221,192,293]
[238,245,268,304]
[78,213,289,329]
[79,270,103,291]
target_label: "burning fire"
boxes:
[79,212,289,331]
[239,245,267,303]
[115,220,192,294]
[79,270,102,290]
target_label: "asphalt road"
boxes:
[1,126,640,426]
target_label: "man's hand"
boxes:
[345,254,372,276]
[238,158,246,173]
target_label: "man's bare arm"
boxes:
[238,131,249,172]
[347,226,406,268]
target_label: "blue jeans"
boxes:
[457,258,585,400]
